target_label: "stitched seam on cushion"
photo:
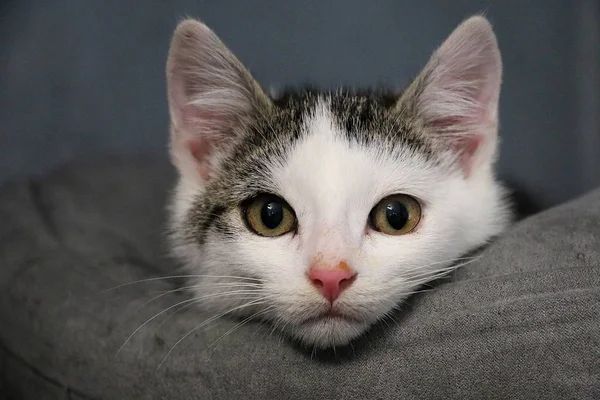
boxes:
[0,339,100,400]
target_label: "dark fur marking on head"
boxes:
[199,204,226,239]
[186,87,436,245]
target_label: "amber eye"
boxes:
[369,194,421,235]
[244,194,296,237]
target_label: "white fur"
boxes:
[167,16,509,349]
[170,101,508,348]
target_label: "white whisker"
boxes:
[100,274,264,294]
[400,255,480,282]
[156,299,268,370]
[117,290,263,354]
[206,306,275,357]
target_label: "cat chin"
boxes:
[287,316,371,349]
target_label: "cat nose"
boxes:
[308,263,357,303]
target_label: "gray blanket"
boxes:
[1,158,598,399]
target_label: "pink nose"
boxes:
[308,267,356,303]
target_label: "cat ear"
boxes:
[398,16,502,177]
[166,19,272,183]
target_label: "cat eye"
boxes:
[369,194,421,235]
[243,194,296,237]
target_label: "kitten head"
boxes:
[166,16,509,349]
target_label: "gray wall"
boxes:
[2,1,599,208]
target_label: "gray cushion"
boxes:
[1,158,599,400]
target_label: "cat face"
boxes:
[166,16,510,348]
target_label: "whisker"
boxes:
[277,320,291,345]
[251,319,270,338]
[267,315,285,341]
[380,314,392,330]
[117,290,263,354]
[151,282,271,334]
[400,256,480,282]
[206,306,275,357]
[156,298,268,370]
[154,294,262,332]
[205,282,263,288]
[380,306,401,330]
[404,269,461,286]
[402,256,478,274]
[161,282,263,292]
[99,274,264,294]
[399,270,451,283]
[123,285,207,320]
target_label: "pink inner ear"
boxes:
[425,73,497,177]
[186,139,213,181]
[429,115,477,131]
[179,105,233,182]
[181,104,228,130]
[453,134,484,177]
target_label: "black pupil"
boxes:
[385,201,409,230]
[261,201,284,229]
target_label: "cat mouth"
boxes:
[300,308,361,325]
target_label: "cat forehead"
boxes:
[272,90,430,149]
[276,102,440,211]
[219,91,436,195]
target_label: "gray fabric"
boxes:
[0,158,599,400]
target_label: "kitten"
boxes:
[165,16,510,349]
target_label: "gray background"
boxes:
[1,0,599,208]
